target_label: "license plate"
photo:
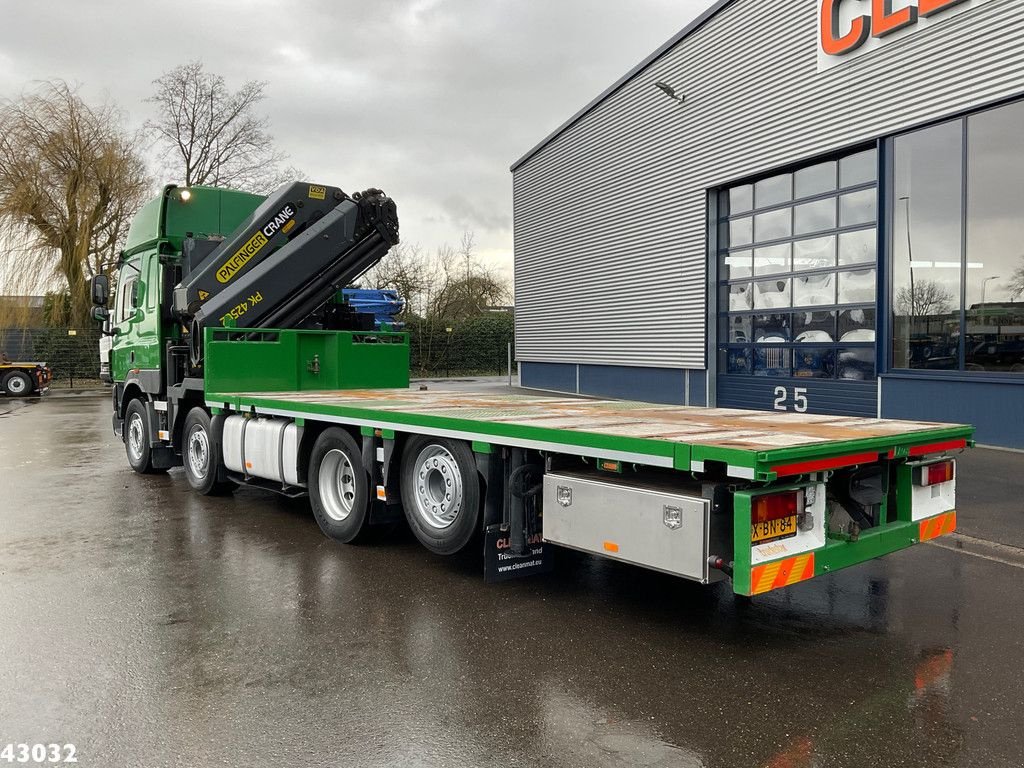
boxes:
[751,516,798,545]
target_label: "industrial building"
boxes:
[512,0,1024,448]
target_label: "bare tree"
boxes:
[895,280,956,317]
[428,233,510,321]
[361,243,431,317]
[1009,256,1024,300]
[0,81,150,326]
[145,61,294,193]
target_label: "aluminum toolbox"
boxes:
[542,472,710,582]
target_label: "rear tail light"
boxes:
[914,460,955,487]
[753,491,803,523]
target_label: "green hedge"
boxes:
[0,327,103,385]
[407,312,515,377]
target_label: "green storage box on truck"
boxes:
[92,183,972,597]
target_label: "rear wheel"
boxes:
[1,371,33,397]
[182,407,235,495]
[124,398,165,475]
[308,428,372,543]
[400,436,481,555]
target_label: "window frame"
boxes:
[716,145,880,382]
[885,94,1024,380]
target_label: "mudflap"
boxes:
[484,525,554,584]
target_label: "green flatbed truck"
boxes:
[92,183,973,596]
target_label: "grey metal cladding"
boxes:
[512,0,1024,371]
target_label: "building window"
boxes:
[891,98,1024,375]
[718,148,878,380]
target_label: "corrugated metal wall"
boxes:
[513,0,1023,369]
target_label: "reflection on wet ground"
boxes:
[1,396,1022,767]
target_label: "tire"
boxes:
[123,398,166,475]
[1,371,33,397]
[308,428,372,543]
[182,407,235,495]
[400,436,481,556]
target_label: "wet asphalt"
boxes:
[1,393,1023,768]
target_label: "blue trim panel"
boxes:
[689,370,708,407]
[520,362,577,393]
[579,365,686,405]
[718,376,878,418]
[881,375,1023,449]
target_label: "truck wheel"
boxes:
[308,428,372,543]
[182,407,235,495]
[400,436,481,555]
[124,398,166,475]
[1,371,33,396]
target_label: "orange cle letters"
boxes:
[821,0,973,56]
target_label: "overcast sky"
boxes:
[0,0,710,278]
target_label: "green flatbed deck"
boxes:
[206,388,973,481]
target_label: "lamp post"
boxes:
[899,196,915,318]
[981,276,1000,326]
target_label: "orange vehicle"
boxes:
[0,353,52,396]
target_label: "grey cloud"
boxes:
[0,0,710,265]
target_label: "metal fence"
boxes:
[0,327,103,388]
[0,315,516,388]
[407,313,516,378]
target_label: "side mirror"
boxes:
[91,274,110,306]
[91,306,109,324]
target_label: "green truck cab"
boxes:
[92,186,265,467]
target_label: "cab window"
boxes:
[116,271,139,324]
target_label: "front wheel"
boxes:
[308,428,372,543]
[400,436,481,555]
[124,398,166,475]
[182,407,235,495]
[1,371,33,396]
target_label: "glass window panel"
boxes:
[723,249,753,280]
[724,315,753,344]
[793,236,836,272]
[755,174,792,209]
[753,313,791,343]
[794,348,835,379]
[725,348,752,375]
[892,120,963,371]
[754,278,791,310]
[754,208,792,243]
[727,283,753,312]
[839,228,877,265]
[965,100,1024,374]
[838,348,876,380]
[754,243,791,276]
[794,273,836,308]
[730,185,753,215]
[794,311,837,341]
[794,161,837,199]
[840,149,877,188]
[840,188,877,227]
[730,216,753,247]
[838,269,876,304]
[794,198,837,235]
[754,348,792,377]
[839,308,876,340]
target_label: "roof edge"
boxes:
[510,0,738,173]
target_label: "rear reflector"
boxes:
[914,460,955,487]
[753,491,802,524]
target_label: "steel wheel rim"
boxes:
[412,445,462,530]
[8,376,27,394]
[320,449,357,522]
[187,425,210,480]
[127,412,145,460]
